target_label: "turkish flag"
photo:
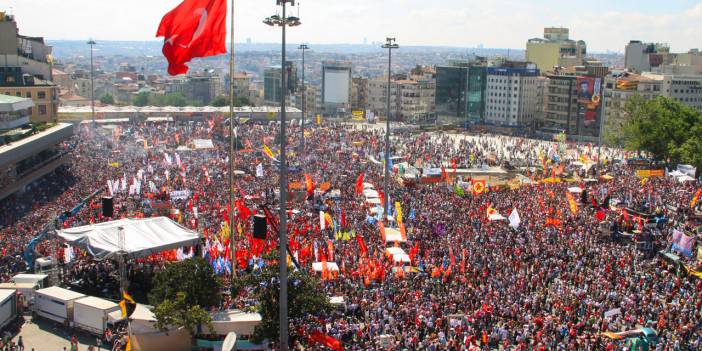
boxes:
[156,0,227,75]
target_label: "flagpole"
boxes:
[228,0,237,282]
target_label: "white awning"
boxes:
[55,217,201,260]
[385,247,410,263]
[384,228,406,243]
[312,262,339,272]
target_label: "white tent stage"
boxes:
[55,217,201,260]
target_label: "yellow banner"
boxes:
[635,169,664,178]
[262,144,275,159]
[316,115,321,125]
[395,202,403,224]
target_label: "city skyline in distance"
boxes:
[6,0,702,53]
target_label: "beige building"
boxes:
[526,27,587,73]
[350,77,369,111]
[601,72,662,144]
[229,72,251,99]
[0,12,59,122]
[368,76,435,121]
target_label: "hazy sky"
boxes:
[6,0,702,52]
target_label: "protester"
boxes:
[1,119,700,350]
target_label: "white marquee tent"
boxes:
[55,217,200,260]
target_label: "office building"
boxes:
[368,75,435,122]
[322,61,352,115]
[0,12,59,122]
[263,61,297,105]
[435,64,468,124]
[526,27,587,72]
[435,59,487,125]
[227,72,251,98]
[484,62,540,129]
[537,64,606,142]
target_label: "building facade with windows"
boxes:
[0,13,59,122]
[484,64,540,129]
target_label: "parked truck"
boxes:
[72,296,123,335]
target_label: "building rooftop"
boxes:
[0,94,34,112]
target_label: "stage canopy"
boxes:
[55,217,200,260]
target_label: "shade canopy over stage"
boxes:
[55,217,200,260]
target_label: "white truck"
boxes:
[0,282,38,308]
[11,273,49,289]
[72,296,123,335]
[0,289,18,331]
[33,286,86,325]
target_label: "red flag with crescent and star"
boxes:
[156,0,227,75]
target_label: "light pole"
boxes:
[381,37,398,220]
[228,0,237,282]
[264,3,300,350]
[298,44,309,164]
[87,39,96,125]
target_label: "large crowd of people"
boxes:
[1,119,701,350]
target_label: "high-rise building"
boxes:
[537,64,606,142]
[263,61,297,106]
[484,62,540,129]
[226,72,251,99]
[185,75,221,105]
[624,41,670,73]
[321,61,352,115]
[0,12,59,122]
[368,74,435,122]
[435,64,468,124]
[526,27,587,73]
[435,59,487,125]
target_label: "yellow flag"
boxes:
[395,202,403,223]
[316,114,321,125]
[262,144,275,159]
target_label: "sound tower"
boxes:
[102,196,114,218]
[253,214,267,239]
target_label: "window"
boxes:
[39,105,47,115]
[26,92,32,98]
[38,91,47,99]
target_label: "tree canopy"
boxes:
[99,93,114,105]
[622,95,702,169]
[210,95,254,107]
[131,92,203,107]
[153,292,213,338]
[149,257,222,308]
[234,250,331,344]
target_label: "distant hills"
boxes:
[47,40,526,58]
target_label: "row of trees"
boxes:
[619,95,702,170]
[97,92,254,108]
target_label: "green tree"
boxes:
[209,95,253,107]
[149,257,222,308]
[622,96,702,168]
[210,96,228,107]
[153,292,214,339]
[236,251,332,344]
[132,92,150,107]
[99,93,114,105]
